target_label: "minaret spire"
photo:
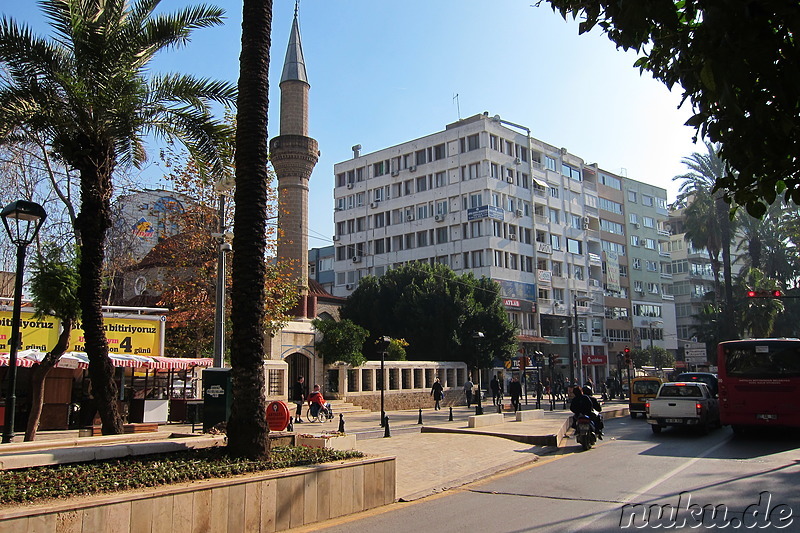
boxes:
[270,6,319,317]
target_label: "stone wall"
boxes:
[0,456,395,533]
[346,391,468,411]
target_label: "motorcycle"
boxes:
[575,414,597,450]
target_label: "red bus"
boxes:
[717,338,800,433]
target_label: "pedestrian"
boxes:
[431,377,444,410]
[292,376,306,423]
[490,375,500,406]
[463,375,474,407]
[509,376,522,412]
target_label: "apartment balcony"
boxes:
[661,294,675,301]
[538,270,552,283]
[583,181,597,192]
[659,251,671,258]
[533,188,546,199]
[586,229,601,242]
[588,252,602,265]
[660,272,673,279]
[657,229,671,237]
[534,214,548,225]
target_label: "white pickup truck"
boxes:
[646,382,720,434]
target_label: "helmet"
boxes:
[583,386,594,396]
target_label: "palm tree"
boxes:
[735,201,800,284]
[736,268,784,338]
[674,142,736,341]
[0,0,235,434]
[226,0,273,459]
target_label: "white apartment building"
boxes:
[331,112,674,381]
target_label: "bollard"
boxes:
[338,413,345,433]
[287,419,294,433]
[418,408,423,424]
[383,416,391,438]
[449,406,453,421]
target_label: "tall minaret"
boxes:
[270,6,319,317]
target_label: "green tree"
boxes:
[647,346,675,370]
[736,268,784,338]
[690,303,721,365]
[385,338,408,361]
[311,318,369,366]
[340,264,517,365]
[25,245,81,441]
[0,0,235,435]
[630,348,650,369]
[674,143,736,340]
[735,201,800,283]
[227,0,273,459]
[545,0,800,215]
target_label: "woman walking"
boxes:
[431,377,444,410]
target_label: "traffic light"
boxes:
[746,289,783,298]
[624,346,631,367]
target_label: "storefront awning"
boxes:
[3,351,213,371]
[517,335,552,344]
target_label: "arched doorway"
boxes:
[286,352,310,401]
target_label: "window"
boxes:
[470,220,483,238]
[490,135,499,151]
[436,200,448,215]
[492,193,501,207]
[461,162,480,181]
[567,238,582,254]
[415,150,426,166]
[490,163,499,179]
[471,250,483,267]
[598,198,623,214]
[552,261,563,277]
[551,235,561,250]
[599,173,621,190]
[417,231,428,247]
[549,209,560,224]
[633,280,644,293]
[550,187,559,198]
[562,163,581,181]
[646,260,658,272]
[630,235,640,247]
[573,265,584,280]
[417,204,429,220]
[633,304,662,318]
[416,176,427,192]
[374,239,385,254]
[600,219,624,235]
[436,227,448,244]
[435,171,446,188]
[643,216,655,228]
[642,195,654,207]
[469,193,482,208]
[433,143,445,160]
[461,134,479,152]
[632,258,641,269]
[545,156,557,171]
[605,306,629,320]
[552,288,564,302]
[644,238,656,250]
[373,161,387,177]
[627,190,637,202]
[602,240,626,255]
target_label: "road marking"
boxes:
[572,434,732,532]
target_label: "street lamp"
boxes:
[472,332,484,415]
[572,295,593,385]
[378,336,391,427]
[212,178,233,368]
[1,200,46,444]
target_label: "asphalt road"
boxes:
[299,417,800,532]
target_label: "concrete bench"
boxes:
[515,409,544,422]
[468,413,504,428]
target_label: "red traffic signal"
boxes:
[624,347,630,354]
[747,289,783,298]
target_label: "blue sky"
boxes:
[3,1,700,248]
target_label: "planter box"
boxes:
[296,434,356,451]
[0,456,395,533]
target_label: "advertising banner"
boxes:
[605,251,621,293]
[0,312,60,352]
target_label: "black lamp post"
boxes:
[378,336,391,427]
[1,200,47,444]
[472,332,484,415]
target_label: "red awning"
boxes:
[517,335,552,344]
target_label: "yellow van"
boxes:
[629,376,664,418]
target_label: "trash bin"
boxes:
[203,368,232,432]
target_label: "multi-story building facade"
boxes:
[331,112,675,382]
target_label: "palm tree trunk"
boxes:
[76,155,123,435]
[25,320,72,441]
[717,197,736,341]
[227,0,273,459]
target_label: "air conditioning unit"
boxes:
[352,256,362,263]
[555,300,564,306]
[345,283,353,290]
[506,176,514,183]
[409,165,417,172]
[509,234,517,240]
[391,170,399,177]
[514,157,522,165]
[515,209,523,217]
[582,222,589,229]
[406,213,415,221]
[370,202,378,209]
[332,235,340,241]
[434,214,444,222]
[583,216,590,224]
[346,182,354,189]
[633,222,640,229]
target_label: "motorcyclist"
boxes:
[570,386,603,439]
[583,386,604,438]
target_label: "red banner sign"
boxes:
[582,354,607,365]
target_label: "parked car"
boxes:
[673,372,718,397]
[646,382,720,434]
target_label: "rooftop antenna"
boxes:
[295,0,299,17]
[453,93,461,120]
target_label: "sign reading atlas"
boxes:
[0,311,164,356]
